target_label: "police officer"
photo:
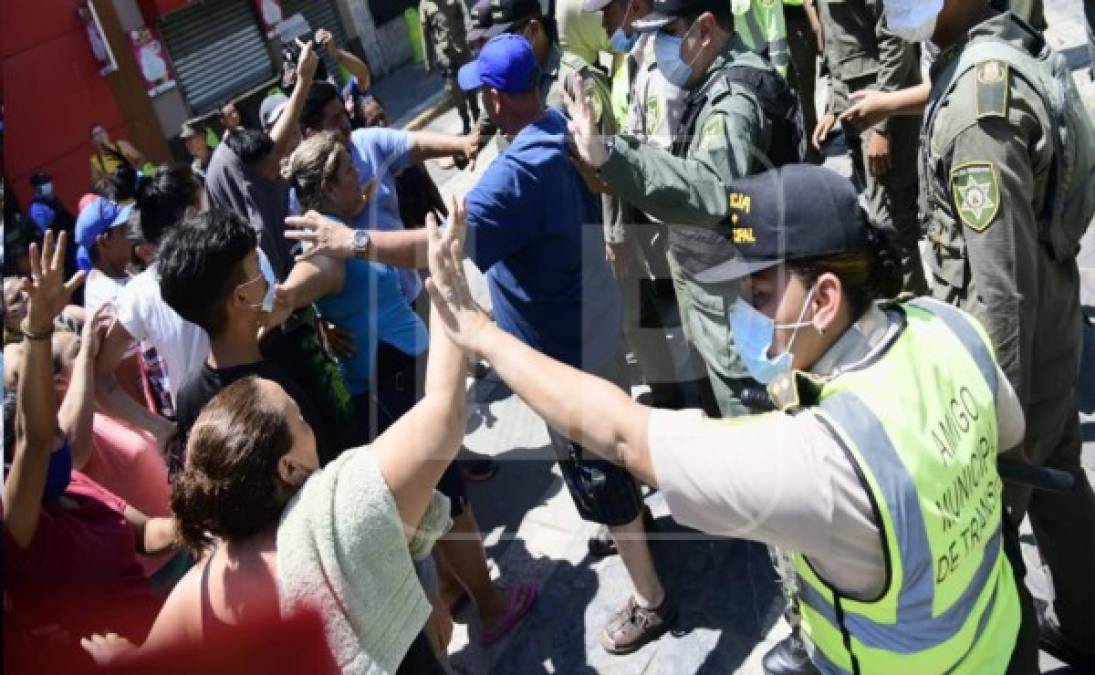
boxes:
[420,0,481,133]
[587,0,698,414]
[567,0,803,417]
[561,0,682,407]
[811,0,927,294]
[733,0,790,76]
[889,0,1095,667]
[424,164,1027,674]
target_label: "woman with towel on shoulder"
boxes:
[81,205,472,674]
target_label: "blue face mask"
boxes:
[609,28,638,54]
[43,438,73,503]
[729,287,816,384]
[653,24,698,89]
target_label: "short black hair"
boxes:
[158,209,257,338]
[135,163,201,246]
[300,81,342,134]
[682,5,734,32]
[110,163,140,202]
[225,129,275,167]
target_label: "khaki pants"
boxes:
[845,114,927,295]
[1004,390,1095,647]
[785,3,822,165]
[668,252,756,418]
[611,225,682,387]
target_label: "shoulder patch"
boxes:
[644,94,664,135]
[950,162,1001,232]
[974,60,1010,120]
[697,114,725,151]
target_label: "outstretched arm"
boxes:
[271,39,319,162]
[423,202,656,484]
[316,28,372,91]
[284,211,430,268]
[370,199,468,531]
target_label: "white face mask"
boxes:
[883,0,942,43]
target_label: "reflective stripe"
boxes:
[803,392,1003,653]
[907,298,998,403]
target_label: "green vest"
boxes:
[793,299,1020,674]
[731,0,789,75]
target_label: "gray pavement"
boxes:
[382,1,1095,671]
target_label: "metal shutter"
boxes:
[280,0,349,85]
[160,0,275,114]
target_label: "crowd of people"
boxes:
[3,0,1095,673]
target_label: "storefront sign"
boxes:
[128,27,177,97]
[77,2,118,76]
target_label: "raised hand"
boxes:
[24,230,86,334]
[564,73,609,169]
[294,38,320,86]
[423,196,491,354]
[314,28,334,54]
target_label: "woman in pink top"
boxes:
[4,233,178,671]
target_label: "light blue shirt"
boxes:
[349,127,423,304]
[314,215,428,396]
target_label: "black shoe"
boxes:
[762,633,819,675]
[1036,600,1095,670]
[460,457,499,482]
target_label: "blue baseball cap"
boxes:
[75,197,130,271]
[457,34,540,94]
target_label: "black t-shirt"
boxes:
[170,359,329,475]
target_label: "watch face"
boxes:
[353,229,369,249]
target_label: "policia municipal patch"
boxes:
[950,162,1001,232]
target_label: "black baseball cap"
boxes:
[468,0,503,42]
[633,0,728,32]
[490,0,544,31]
[677,165,870,284]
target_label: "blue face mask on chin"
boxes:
[729,286,817,384]
[42,438,73,503]
[609,28,638,54]
[653,24,698,89]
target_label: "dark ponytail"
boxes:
[170,377,295,556]
[791,211,904,319]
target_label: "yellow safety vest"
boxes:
[794,298,1020,674]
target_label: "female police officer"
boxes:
[424,164,1026,673]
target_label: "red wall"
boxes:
[2,0,133,214]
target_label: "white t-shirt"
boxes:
[115,263,210,402]
[84,269,129,312]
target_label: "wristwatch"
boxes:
[352,228,371,258]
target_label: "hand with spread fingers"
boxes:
[423,196,491,354]
[564,73,609,170]
[294,37,320,86]
[24,230,86,334]
[284,211,357,261]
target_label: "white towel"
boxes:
[276,446,452,674]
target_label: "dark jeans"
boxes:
[360,341,467,518]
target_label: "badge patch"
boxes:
[697,114,725,151]
[950,162,1000,232]
[644,95,663,136]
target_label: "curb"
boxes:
[401,93,454,131]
